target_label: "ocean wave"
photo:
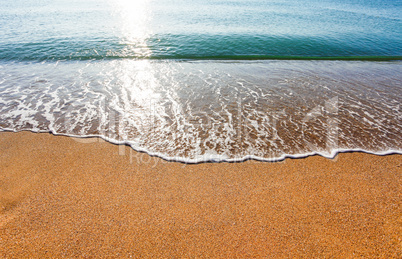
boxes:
[0,34,401,61]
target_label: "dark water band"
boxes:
[1,54,401,62]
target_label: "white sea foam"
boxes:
[0,60,401,163]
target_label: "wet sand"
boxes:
[0,131,401,257]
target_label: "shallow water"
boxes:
[0,60,401,162]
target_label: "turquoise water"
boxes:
[1,0,401,61]
[0,0,401,162]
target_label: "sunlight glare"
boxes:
[112,0,152,57]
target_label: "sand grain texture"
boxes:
[0,131,401,258]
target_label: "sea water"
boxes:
[0,0,401,162]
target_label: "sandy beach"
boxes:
[0,131,401,257]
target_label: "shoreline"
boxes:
[2,129,401,164]
[1,131,401,257]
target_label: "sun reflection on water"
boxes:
[108,0,159,111]
[111,0,152,57]
[106,0,164,140]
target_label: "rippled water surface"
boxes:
[0,0,401,162]
[1,0,401,60]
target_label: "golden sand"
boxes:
[0,131,401,257]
